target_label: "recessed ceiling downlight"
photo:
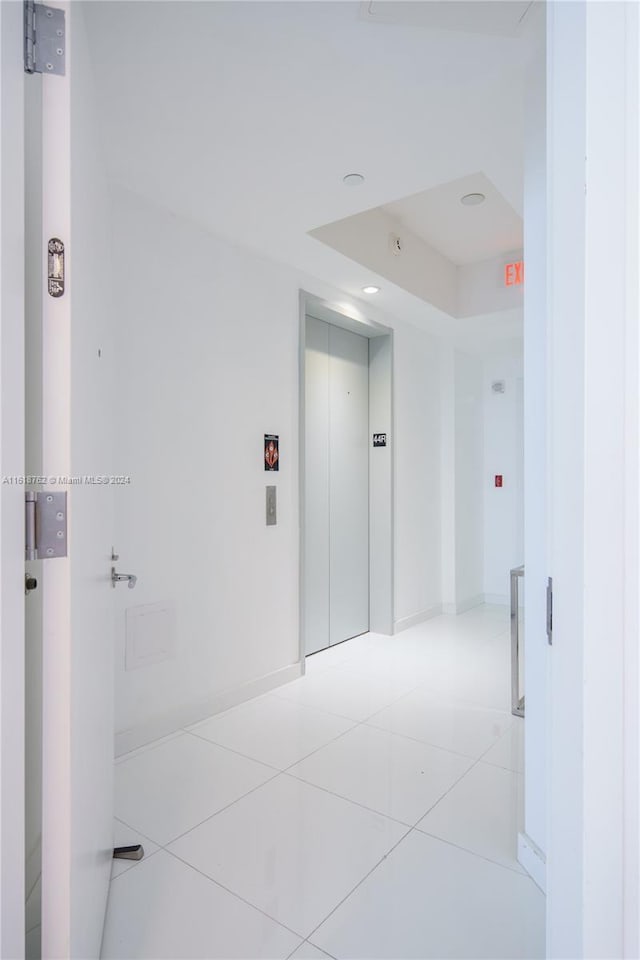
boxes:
[362,285,381,294]
[343,173,365,186]
[460,192,486,206]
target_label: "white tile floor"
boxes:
[102,605,544,959]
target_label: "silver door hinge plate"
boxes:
[546,576,553,645]
[24,1,66,76]
[25,491,68,560]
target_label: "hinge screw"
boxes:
[46,63,53,71]
[56,48,63,55]
[46,8,53,16]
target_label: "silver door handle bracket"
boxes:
[111,567,137,589]
[510,564,525,717]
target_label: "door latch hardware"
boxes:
[111,567,137,589]
[24,0,66,76]
[25,491,67,560]
[47,238,65,297]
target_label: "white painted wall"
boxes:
[438,345,456,613]
[109,187,443,750]
[110,188,300,750]
[440,340,524,615]
[369,334,393,634]
[453,351,484,610]
[393,323,442,628]
[483,355,524,603]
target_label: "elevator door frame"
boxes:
[298,290,394,665]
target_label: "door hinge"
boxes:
[24,0,66,76]
[546,576,553,645]
[25,491,68,560]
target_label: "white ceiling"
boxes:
[384,172,523,266]
[82,1,534,337]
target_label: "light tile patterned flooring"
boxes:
[102,605,544,959]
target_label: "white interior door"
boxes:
[0,4,26,957]
[25,4,117,956]
[304,317,369,655]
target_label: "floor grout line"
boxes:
[106,610,538,958]
[361,716,505,761]
[303,823,414,946]
[285,939,338,960]
[163,767,284,847]
[280,768,414,829]
[163,845,308,942]
[411,827,529,878]
[306,819,535,953]
[183,726,285,773]
[187,687,359,729]
[184,711,360,775]
[305,940,338,960]
[113,633,517,854]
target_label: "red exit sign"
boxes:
[504,260,524,287]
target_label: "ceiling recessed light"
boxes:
[460,192,486,206]
[362,285,380,294]
[343,173,365,186]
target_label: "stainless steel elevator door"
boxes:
[304,317,369,654]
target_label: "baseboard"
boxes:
[393,604,442,633]
[518,832,546,893]
[442,594,485,616]
[483,593,510,606]
[458,594,486,613]
[115,661,303,757]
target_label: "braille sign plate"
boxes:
[373,433,387,448]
